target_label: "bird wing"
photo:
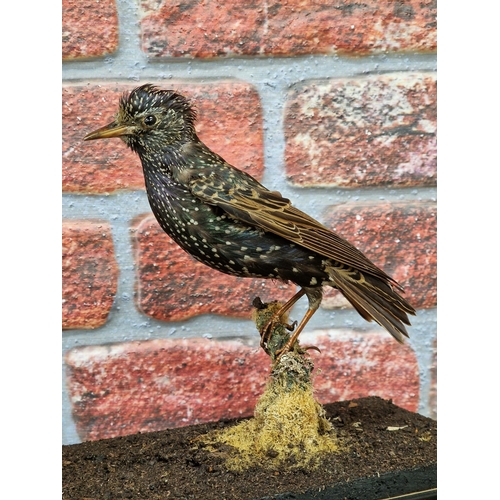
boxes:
[185,166,397,285]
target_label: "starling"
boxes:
[84,84,416,356]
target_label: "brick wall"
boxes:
[62,0,437,445]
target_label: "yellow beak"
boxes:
[83,121,135,141]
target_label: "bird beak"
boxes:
[83,121,135,141]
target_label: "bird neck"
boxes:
[162,138,212,185]
[136,136,204,183]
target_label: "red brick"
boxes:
[63,82,264,193]
[320,201,436,310]
[65,329,419,440]
[304,330,419,412]
[62,0,119,59]
[284,73,437,188]
[131,214,294,321]
[140,0,436,58]
[62,220,118,329]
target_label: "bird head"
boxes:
[83,84,197,153]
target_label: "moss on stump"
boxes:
[197,298,340,471]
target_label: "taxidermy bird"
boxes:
[84,84,416,357]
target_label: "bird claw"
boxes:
[303,344,321,353]
[259,320,277,354]
[259,324,271,353]
[274,343,321,362]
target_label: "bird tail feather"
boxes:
[328,265,416,343]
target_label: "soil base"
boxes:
[63,396,437,499]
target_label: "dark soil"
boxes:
[63,396,436,499]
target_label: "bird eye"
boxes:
[143,115,157,126]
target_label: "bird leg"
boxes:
[259,289,307,352]
[262,287,324,361]
[274,306,320,359]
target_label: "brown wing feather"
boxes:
[188,166,398,286]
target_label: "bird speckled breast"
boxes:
[144,167,331,288]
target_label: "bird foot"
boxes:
[273,343,292,361]
[259,318,296,353]
[273,342,321,363]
